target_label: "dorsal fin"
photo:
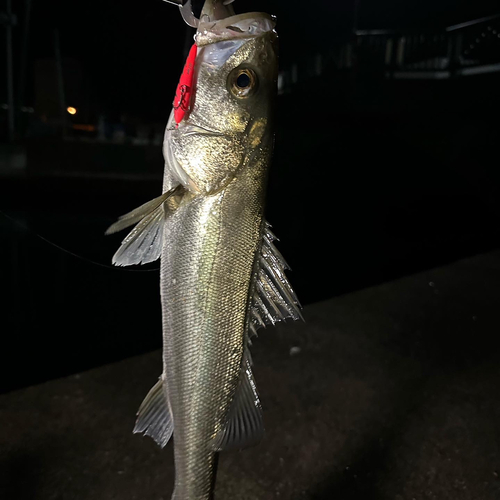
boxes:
[211,351,264,452]
[211,222,301,452]
[249,221,303,334]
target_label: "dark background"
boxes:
[1,0,500,393]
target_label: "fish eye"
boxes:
[228,68,258,98]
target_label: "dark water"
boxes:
[2,75,500,393]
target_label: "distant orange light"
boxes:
[72,124,96,132]
[67,106,77,115]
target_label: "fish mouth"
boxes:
[179,0,276,42]
[199,0,236,22]
[194,1,276,46]
[179,0,235,28]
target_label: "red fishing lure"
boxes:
[173,43,198,124]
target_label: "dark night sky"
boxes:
[8,0,500,120]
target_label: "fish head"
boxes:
[165,8,278,195]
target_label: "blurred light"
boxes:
[277,72,284,94]
[67,106,77,115]
[72,124,96,132]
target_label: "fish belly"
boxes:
[160,158,267,498]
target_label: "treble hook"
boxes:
[161,0,197,27]
[163,0,236,28]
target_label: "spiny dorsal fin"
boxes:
[249,221,303,333]
[211,352,264,452]
[133,377,174,448]
[105,186,183,267]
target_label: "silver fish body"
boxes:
[161,146,270,498]
[107,3,301,499]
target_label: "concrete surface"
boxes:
[2,251,500,499]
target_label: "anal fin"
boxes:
[133,377,174,448]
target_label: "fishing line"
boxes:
[0,209,160,273]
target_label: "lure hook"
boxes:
[162,0,198,27]
[163,0,236,28]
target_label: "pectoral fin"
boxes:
[133,377,174,448]
[105,186,183,266]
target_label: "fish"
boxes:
[106,1,302,498]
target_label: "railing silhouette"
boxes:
[278,13,500,92]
